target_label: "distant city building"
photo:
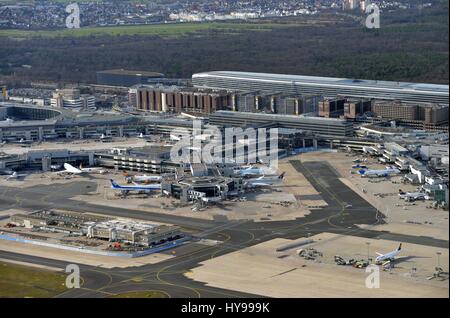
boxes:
[192,71,449,104]
[343,0,359,10]
[360,0,369,11]
[10,210,182,248]
[50,88,95,109]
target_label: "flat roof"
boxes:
[97,69,165,78]
[193,71,449,94]
[0,119,57,128]
[211,110,351,126]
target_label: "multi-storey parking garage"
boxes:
[192,71,449,104]
[209,110,354,137]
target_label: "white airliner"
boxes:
[123,171,162,183]
[10,138,33,145]
[398,192,429,202]
[244,172,285,188]
[4,171,28,181]
[237,165,277,177]
[60,163,106,175]
[138,132,152,140]
[99,134,113,142]
[110,179,161,193]
[170,134,181,141]
[358,167,400,178]
[375,244,402,264]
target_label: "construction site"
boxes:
[0,210,187,258]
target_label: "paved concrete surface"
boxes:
[0,155,447,298]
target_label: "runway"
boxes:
[0,160,447,297]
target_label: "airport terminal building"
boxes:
[209,110,354,137]
[192,71,449,105]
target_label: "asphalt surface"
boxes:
[0,160,448,298]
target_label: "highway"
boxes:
[0,161,448,297]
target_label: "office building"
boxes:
[343,98,372,119]
[318,98,346,118]
[135,85,232,115]
[232,91,321,115]
[372,101,448,130]
[50,88,95,109]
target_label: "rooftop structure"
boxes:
[50,88,95,109]
[10,210,182,247]
[209,110,354,137]
[192,71,449,104]
[97,69,168,87]
[0,103,195,143]
[97,69,164,78]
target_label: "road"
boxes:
[0,161,447,297]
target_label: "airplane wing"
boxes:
[248,182,270,187]
[375,252,383,256]
[382,260,391,266]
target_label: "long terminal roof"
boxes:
[193,71,449,95]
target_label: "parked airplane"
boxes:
[375,244,402,264]
[244,172,285,188]
[170,134,181,141]
[358,167,400,178]
[99,134,113,142]
[59,163,106,175]
[352,164,367,169]
[236,165,277,177]
[138,132,152,140]
[4,171,28,181]
[398,191,429,202]
[50,164,62,171]
[123,171,162,183]
[9,138,33,145]
[110,179,161,193]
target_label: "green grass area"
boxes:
[0,261,67,298]
[109,291,170,298]
[0,22,290,39]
